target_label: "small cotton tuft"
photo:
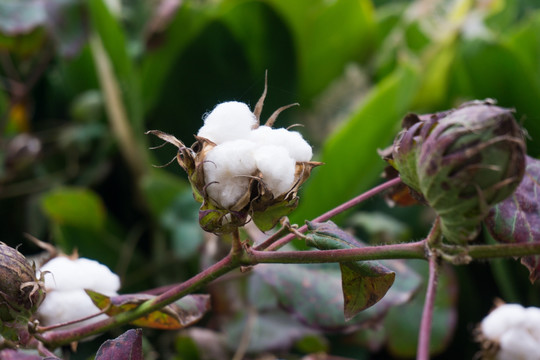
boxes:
[254,145,296,196]
[197,102,256,144]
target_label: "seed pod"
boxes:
[0,242,46,341]
[387,100,526,243]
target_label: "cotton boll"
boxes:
[253,145,296,196]
[249,126,312,162]
[36,257,120,330]
[481,303,526,340]
[197,102,256,144]
[523,307,540,342]
[37,290,109,329]
[40,257,120,294]
[498,328,540,360]
[204,140,257,208]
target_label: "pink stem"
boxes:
[258,177,402,251]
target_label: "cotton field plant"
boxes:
[2,75,540,360]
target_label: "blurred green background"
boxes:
[1,0,540,358]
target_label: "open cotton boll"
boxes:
[524,307,540,342]
[481,303,526,340]
[197,102,256,144]
[249,126,312,162]
[254,145,296,196]
[40,256,120,294]
[36,290,109,329]
[498,328,539,360]
[204,139,257,208]
[36,256,120,330]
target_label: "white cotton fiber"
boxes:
[480,303,540,360]
[204,139,257,208]
[36,256,120,329]
[253,145,296,197]
[40,256,120,294]
[36,289,110,330]
[498,328,539,360]
[249,126,312,162]
[197,102,257,144]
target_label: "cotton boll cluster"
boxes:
[480,303,540,360]
[198,101,313,209]
[36,256,120,329]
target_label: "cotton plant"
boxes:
[148,80,321,234]
[36,256,120,330]
[478,303,540,360]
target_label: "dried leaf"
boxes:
[86,290,211,329]
[485,155,540,283]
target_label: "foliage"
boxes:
[1,0,540,359]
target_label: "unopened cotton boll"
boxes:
[204,139,257,208]
[197,102,257,144]
[254,145,296,196]
[249,126,312,162]
[36,256,120,329]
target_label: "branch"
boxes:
[256,177,402,251]
[417,254,439,360]
[417,218,442,360]
[245,240,427,264]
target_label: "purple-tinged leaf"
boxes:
[485,155,540,283]
[305,221,396,320]
[252,260,419,332]
[0,349,56,360]
[95,328,143,360]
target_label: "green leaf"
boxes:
[251,197,298,232]
[141,3,213,113]
[41,187,106,230]
[305,221,395,320]
[450,38,540,156]
[88,0,143,131]
[140,169,188,219]
[292,62,420,224]
[485,155,540,283]
[263,0,376,100]
[86,290,211,330]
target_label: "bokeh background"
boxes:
[1,0,540,358]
